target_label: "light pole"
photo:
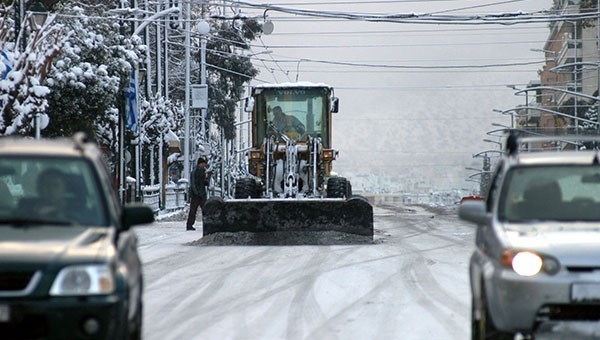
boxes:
[471,152,497,197]
[198,20,209,143]
[14,0,48,139]
[296,58,307,82]
[27,0,48,139]
[184,17,210,184]
[111,5,181,202]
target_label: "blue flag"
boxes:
[125,71,139,133]
[0,51,12,80]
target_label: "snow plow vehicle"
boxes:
[202,82,373,243]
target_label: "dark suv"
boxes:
[460,135,600,339]
[0,133,154,339]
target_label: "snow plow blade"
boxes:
[202,196,373,244]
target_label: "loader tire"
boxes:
[235,178,258,199]
[327,177,348,198]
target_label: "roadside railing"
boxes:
[142,185,161,213]
[165,183,187,211]
[142,181,188,214]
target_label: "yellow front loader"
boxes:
[202,82,373,243]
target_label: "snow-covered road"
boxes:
[137,204,474,340]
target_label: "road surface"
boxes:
[137,203,474,339]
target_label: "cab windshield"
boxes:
[498,165,600,223]
[0,156,109,226]
[255,87,330,147]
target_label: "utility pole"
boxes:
[597,0,600,131]
[183,0,191,182]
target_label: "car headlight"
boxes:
[511,251,543,276]
[501,249,560,277]
[50,264,115,296]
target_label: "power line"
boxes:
[236,0,467,6]
[260,57,545,70]
[429,0,526,15]
[261,40,549,49]
[223,1,597,25]
[268,25,548,36]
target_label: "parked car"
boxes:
[0,133,154,339]
[459,135,600,339]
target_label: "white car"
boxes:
[460,135,600,339]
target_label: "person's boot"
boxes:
[186,226,196,231]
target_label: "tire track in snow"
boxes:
[284,249,337,340]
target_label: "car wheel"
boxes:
[473,283,515,340]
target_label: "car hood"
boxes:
[504,223,600,266]
[0,226,113,265]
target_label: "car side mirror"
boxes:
[458,200,488,225]
[122,204,155,230]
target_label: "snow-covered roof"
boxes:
[254,82,333,90]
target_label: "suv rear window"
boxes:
[499,165,600,222]
[0,156,108,226]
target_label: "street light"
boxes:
[262,10,274,35]
[247,50,273,58]
[506,84,538,128]
[491,123,547,137]
[468,171,493,178]
[486,128,508,137]
[530,48,557,62]
[491,122,581,150]
[515,86,599,102]
[498,106,600,127]
[472,149,504,158]
[27,0,48,31]
[483,138,503,149]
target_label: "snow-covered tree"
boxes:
[204,18,260,140]
[139,94,183,145]
[46,2,145,152]
[0,3,69,135]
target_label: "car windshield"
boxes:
[255,87,330,147]
[498,165,600,223]
[0,156,108,226]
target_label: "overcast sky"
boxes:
[235,0,554,192]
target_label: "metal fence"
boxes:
[142,186,161,213]
[142,182,188,213]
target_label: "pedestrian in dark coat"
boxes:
[186,158,209,231]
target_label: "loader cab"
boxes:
[251,85,335,148]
